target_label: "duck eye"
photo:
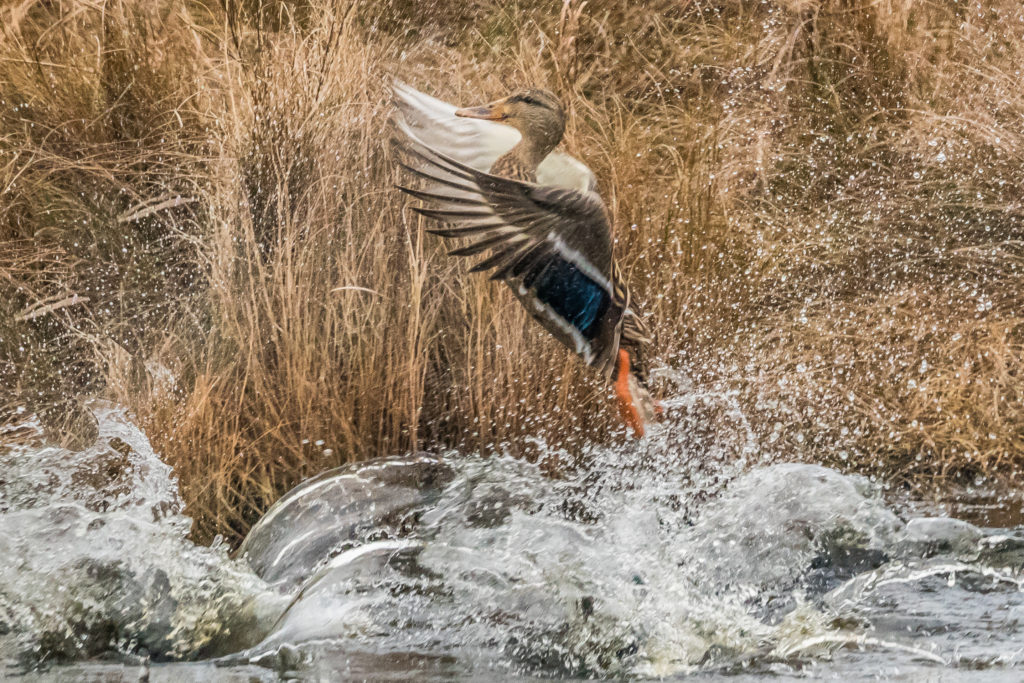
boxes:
[520,95,550,109]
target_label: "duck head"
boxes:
[456,89,566,161]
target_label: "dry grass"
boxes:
[2,0,1023,543]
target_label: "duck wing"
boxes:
[393,81,597,193]
[395,122,625,378]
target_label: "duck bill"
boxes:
[455,98,509,121]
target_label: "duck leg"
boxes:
[613,349,646,438]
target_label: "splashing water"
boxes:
[3,384,1024,681]
[234,375,1024,680]
[0,404,283,669]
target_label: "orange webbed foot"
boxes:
[614,349,646,438]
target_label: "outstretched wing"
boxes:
[394,120,624,376]
[393,81,598,193]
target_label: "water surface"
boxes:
[2,391,1023,681]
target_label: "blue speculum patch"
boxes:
[525,257,610,339]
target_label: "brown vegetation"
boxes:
[2,0,1022,544]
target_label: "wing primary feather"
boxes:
[488,241,546,280]
[495,241,552,280]
[400,131,538,198]
[396,185,484,206]
[469,246,527,274]
[397,163,477,194]
[403,135,590,235]
[399,141,477,182]
[487,206,544,223]
[448,231,525,257]
[424,220,510,238]
[511,248,552,279]
[411,195,546,231]
[413,207,495,221]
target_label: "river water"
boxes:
[2,389,1023,681]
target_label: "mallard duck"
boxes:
[393,83,658,436]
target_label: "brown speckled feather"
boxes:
[489,153,537,183]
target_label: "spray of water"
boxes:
[2,381,1022,679]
